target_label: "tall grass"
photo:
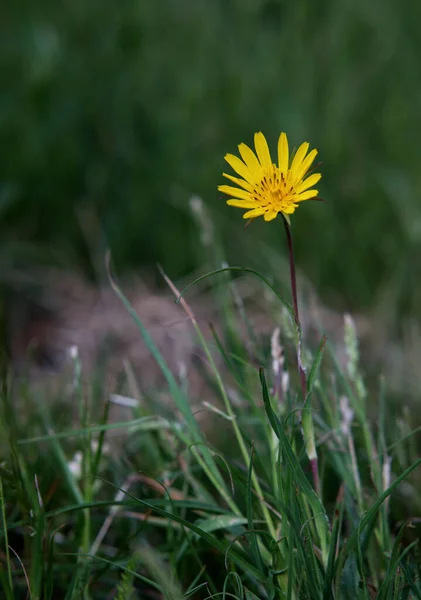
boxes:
[1,233,421,598]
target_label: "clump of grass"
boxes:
[1,211,421,598]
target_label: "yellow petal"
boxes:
[296,172,321,193]
[290,142,309,175]
[222,172,253,192]
[292,149,318,184]
[277,132,289,173]
[297,189,318,201]
[263,210,278,222]
[226,199,258,208]
[254,132,272,169]
[218,185,251,200]
[282,204,297,213]
[224,154,253,182]
[243,207,266,219]
[238,143,261,176]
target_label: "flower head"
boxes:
[218,132,321,223]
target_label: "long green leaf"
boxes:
[259,368,329,527]
[195,515,248,534]
[18,416,171,444]
[107,254,230,500]
[340,457,421,568]
[246,447,264,572]
[323,498,344,600]
[176,266,295,323]
[104,481,268,584]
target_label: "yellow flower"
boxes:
[218,132,321,223]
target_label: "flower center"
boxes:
[252,165,297,209]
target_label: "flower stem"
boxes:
[282,216,307,401]
[282,216,320,494]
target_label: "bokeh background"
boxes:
[2,0,421,352]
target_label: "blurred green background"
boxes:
[2,0,421,318]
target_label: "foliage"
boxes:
[1,265,420,598]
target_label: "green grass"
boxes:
[1,250,421,599]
